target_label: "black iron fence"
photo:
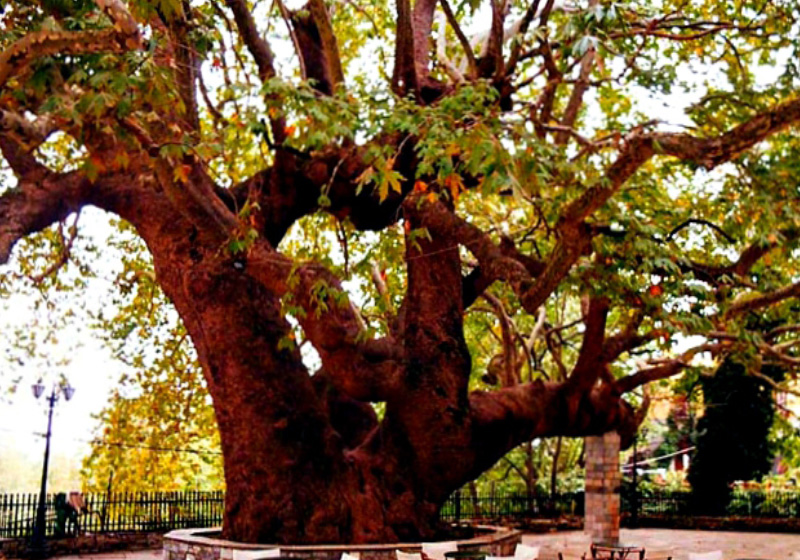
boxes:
[4,488,800,540]
[440,491,584,521]
[441,488,800,523]
[0,491,224,539]
[621,488,800,519]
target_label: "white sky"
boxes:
[0,209,122,488]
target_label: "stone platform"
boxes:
[163,526,521,560]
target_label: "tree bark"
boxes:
[122,187,639,545]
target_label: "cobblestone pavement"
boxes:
[27,530,800,560]
[523,529,800,560]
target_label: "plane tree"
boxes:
[2,0,800,545]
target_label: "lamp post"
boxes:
[30,379,75,554]
[631,431,638,528]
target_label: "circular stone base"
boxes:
[163,525,522,560]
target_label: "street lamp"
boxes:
[30,379,75,554]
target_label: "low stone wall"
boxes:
[164,525,522,560]
[507,517,583,534]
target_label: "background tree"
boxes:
[688,359,782,513]
[81,231,223,492]
[2,0,800,545]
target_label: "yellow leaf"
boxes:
[355,166,375,185]
[173,164,191,184]
[444,173,464,201]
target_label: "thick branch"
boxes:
[224,0,286,141]
[392,0,418,97]
[401,195,468,370]
[225,0,278,82]
[231,135,414,246]
[0,0,141,90]
[440,0,478,79]
[615,343,721,393]
[565,295,608,392]
[0,134,49,178]
[411,196,544,310]
[555,0,597,145]
[503,0,541,77]
[291,0,345,95]
[515,97,800,305]
[469,381,637,475]
[655,98,800,168]
[0,171,91,265]
[245,243,402,402]
[727,280,800,317]
[687,227,800,282]
[308,0,345,88]
[412,0,438,83]
[478,0,505,79]
[563,97,800,225]
[483,292,521,387]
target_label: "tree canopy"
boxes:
[2,0,800,545]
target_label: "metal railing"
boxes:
[4,488,800,540]
[440,491,584,521]
[620,488,800,519]
[0,491,224,539]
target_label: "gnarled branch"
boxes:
[0,171,90,265]
[0,0,141,90]
[245,243,402,402]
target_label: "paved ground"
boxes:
[34,551,162,560]
[23,530,800,560]
[522,529,800,560]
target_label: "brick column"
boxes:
[584,432,621,545]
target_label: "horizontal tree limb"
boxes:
[0,0,141,90]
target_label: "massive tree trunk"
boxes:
[88,176,639,544]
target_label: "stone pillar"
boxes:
[584,431,621,545]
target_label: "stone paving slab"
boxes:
[33,550,162,560]
[19,530,800,560]
[523,529,800,560]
